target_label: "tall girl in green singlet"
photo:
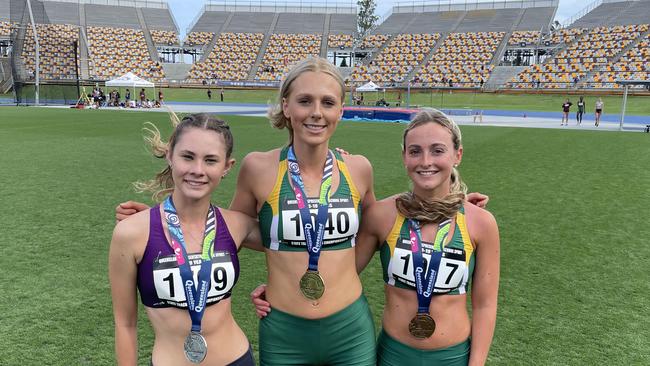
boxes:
[232,57,378,365]
[355,109,500,366]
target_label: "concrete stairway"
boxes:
[485,65,526,89]
[199,12,235,63]
[247,13,280,80]
[162,63,192,81]
[136,7,159,62]
[320,14,330,58]
[78,3,90,79]
[490,31,511,66]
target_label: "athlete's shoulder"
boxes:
[340,153,372,173]
[243,148,282,164]
[463,202,498,242]
[238,148,282,181]
[112,208,150,248]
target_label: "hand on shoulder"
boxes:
[463,202,498,245]
[112,208,150,249]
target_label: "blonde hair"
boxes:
[133,111,233,201]
[268,56,345,144]
[396,108,467,224]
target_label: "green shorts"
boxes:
[259,294,376,366]
[377,329,470,366]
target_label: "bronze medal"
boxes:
[409,313,436,339]
[299,270,325,300]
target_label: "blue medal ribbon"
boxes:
[163,196,216,333]
[286,146,334,272]
[408,219,449,314]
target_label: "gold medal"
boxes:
[299,270,325,300]
[409,313,436,339]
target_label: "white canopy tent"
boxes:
[106,72,155,89]
[356,81,380,92]
[105,72,156,104]
[355,81,386,105]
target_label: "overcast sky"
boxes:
[167,0,593,37]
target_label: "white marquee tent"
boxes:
[105,72,155,89]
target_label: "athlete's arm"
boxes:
[355,212,380,274]
[241,223,264,252]
[108,219,142,365]
[115,201,150,222]
[229,152,263,218]
[343,153,376,209]
[466,205,500,366]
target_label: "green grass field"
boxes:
[9,85,650,115]
[1,106,649,365]
[161,87,650,115]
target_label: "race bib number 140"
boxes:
[280,197,358,246]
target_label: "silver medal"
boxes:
[183,331,207,364]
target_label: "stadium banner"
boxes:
[217,80,280,88]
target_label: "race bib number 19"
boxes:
[152,251,235,307]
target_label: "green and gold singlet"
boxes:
[379,206,475,295]
[258,147,361,251]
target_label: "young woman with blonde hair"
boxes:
[354,109,500,365]
[109,113,259,365]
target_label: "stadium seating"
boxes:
[1,21,14,37]
[184,31,214,46]
[150,29,179,45]
[416,32,504,87]
[22,24,79,80]
[589,32,650,88]
[509,30,541,46]
[256,33,321,81]
[349,33,439,86]
[508,24,648,88]
[328,34,353,49]
[360,34,389,49]
[87,26,164,81]
[188,32,263,82]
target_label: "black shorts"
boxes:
[150,344,255,366]
[596,109,602,113]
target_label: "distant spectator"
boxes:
[207,89,212,100]
[376,98,389,107]
[561,98,572,126]
[139,89,146,104]
[158,90,164,105]
[220,88,224,102]
[576,96,585,125]
[125,89,131,103]
[594,98,603,127]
